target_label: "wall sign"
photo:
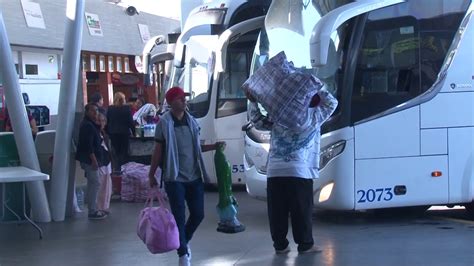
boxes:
[134,55,144,73]
[120,74,139,85]
[138,24,150,43]
[21,0,46,29]
[85,12,103,36]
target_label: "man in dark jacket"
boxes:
[75,103,108,220]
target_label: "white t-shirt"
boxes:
[266,108,320,179]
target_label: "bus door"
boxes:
[0,86,4,130]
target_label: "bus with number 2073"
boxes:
[243,0,474,213]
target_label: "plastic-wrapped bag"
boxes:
[242,51,323,129]
[273,71,323,129]
[137,190,179,254]
[121,162,161,202]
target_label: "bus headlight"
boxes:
[319,140,345,170]
[257,164,267,174]
[244,151,267,174]
[247,127,271,144]
[318,182,334,203]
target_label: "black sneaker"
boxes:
[88,211,108,220]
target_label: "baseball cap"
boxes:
[165,87,190,103]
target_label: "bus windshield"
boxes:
[169,35,218,118]
[249,0,350,126]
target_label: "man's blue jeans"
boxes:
[165,178,204,257]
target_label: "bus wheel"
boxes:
[464,203,474,218]
[373,206,430,218]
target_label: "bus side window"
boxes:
[216,51,249,118]
[350,0,467,124]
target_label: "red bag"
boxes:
[137,190,179,254]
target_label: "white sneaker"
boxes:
[178,254,190,266]
[275,246,291,255]
[298,245,322,254]
[187,244,191,259]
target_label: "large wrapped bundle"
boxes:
[242,51,323,129]
[121,162,161,202]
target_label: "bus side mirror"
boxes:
[174,44,186,68]
[241,122,253,132]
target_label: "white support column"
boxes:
[50,0,85,221]
[0,11,51,222]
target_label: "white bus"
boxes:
[244,0,474,212]
[164,0,271,184]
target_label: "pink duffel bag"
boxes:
[137,190,179,254]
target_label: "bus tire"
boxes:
[373,206,429,217]
[464,202,474,218]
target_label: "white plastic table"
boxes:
[0,166,49,239]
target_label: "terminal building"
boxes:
[0,0,179,129]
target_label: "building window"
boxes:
[124,57,130,72]
[82,55,90,71]
[99,55,105,72]
[90,55,97,71]
[25,64,38,75]
[116,57,122,72]
[108,56,114,72]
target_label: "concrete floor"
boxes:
[1,191,474,266]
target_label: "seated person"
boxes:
[4,108,38,136]
[133,103,157,126]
